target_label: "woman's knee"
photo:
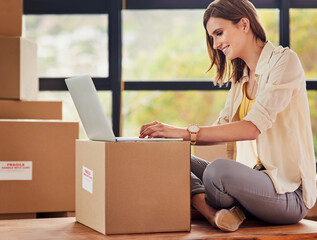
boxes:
[202,158,234,187]
[203,159,233,179]
[202,158,237,209]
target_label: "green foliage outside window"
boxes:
[122,9,317,155]
[290,9,317,155]
[25,9,317,155]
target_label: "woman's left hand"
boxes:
[139,121,189,140]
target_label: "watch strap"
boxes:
[190,132,197,145]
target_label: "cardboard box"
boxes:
[0,0,23,36]
[0,37,37,100]
[76,140,191,235]
[193,144,227,162]
[305,177,317,219]
[306,201,317,219]
[0,213,36,220]
[0,120,79,214]
[0,100,62,119]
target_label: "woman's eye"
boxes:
[217,31,223,36]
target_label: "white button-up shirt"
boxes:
[214,41,316,209]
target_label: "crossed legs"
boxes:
[190,155,308,231]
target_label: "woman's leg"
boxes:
[191,155,210,179]
[192,193,245,232]
[191,193,218,227]
[202,158,308,225]
[190,155,210,195]
[191,156,246,232]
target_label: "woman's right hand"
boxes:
[139,121,189,140]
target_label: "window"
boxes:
[25,14,108,77]
[308,91,317,155]
[123,10,210,81]
[258,9,279,46]
[122,91,227,136]
[25,14,109,138]
[290,9,317,79]
[25,0,317,152]
[122,9,279,82]
[38,91,112,138]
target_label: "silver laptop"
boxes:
[65,75,183,142]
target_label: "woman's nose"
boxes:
[213,39,220,50]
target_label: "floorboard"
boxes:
[0,217,317,240]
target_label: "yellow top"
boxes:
[238,83,255,120]
[238,83,261,165]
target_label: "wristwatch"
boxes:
[187,124,200,145]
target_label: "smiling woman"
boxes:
[139,0,316,233]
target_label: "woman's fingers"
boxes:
[148,131,162,138]
[139,121,159,135]
[139,121,187,139]
[140,123,162,138]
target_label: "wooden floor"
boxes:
[1,217,317,240]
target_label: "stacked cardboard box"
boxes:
[0,0,23,36]
[0,100,62,119]
[0,0,37,100]
[0,120,78,214]
[0,0,79,217]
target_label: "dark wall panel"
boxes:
[125,0,279,9]
[24,0,109,14]
[290,0,317,8]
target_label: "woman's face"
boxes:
[206,17,246,61]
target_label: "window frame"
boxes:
[24,0,317,136]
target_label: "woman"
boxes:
[139,0,316,232]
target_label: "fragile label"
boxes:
[0,161,32,180]
[82,166,93,194]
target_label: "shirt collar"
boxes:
[240,65,249,83]
[255,40,275,76]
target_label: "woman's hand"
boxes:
[139,121,189,140]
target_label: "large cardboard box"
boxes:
[0,120,79,214]
[0,100,62,119]
[194,144,227,162]
[0,37,37,100]
[76,140,191,235]
[0,0,23,36]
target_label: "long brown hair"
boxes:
[203,0,266,86]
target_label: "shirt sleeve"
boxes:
[244,49,305,133]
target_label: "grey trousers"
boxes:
[191,155,309,224]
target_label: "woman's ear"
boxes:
[240,17,250,32]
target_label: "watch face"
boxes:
[189,125,199,132]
